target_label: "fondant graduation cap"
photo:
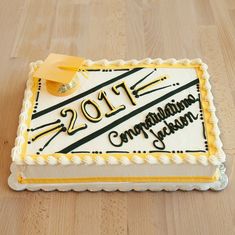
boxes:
[33,53,85,96]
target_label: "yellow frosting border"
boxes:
[19,62,218,163]
[196,67,217,155]
[21,77,40,159]
[18,172,219,184]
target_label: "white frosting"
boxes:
[120,156,131,165]
[132,155,145,164]
[11,58,226,166]
[59,156,70,165]
[83,156,93,165]
[146,155,159,164]
[10,154,224,166]
[159,155,171,164]
[95,156,106,165]
[185,154,197,164]
[36,156,46,165]
[172,155,183,164]
[47,156,58,165]
[25,155,35,165]
[71,156,82,165]
[107,156,119,165]
[198,156,209,166]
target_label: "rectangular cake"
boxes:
[8,54,228,191]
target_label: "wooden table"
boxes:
[0,0,234,234]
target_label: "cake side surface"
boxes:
[8,163,227,191]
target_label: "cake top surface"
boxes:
[12,57,225,166]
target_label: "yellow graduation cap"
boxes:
[33,53,85,96]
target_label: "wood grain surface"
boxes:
[0,0,235,234]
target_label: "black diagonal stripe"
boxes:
[58,78,199,153]
[32,68,143,119]
[137,85,172,97]
[130,70,154,90]
[185,150,206,153]
[134,77,162,93]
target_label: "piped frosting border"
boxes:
[11,58,226,166]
